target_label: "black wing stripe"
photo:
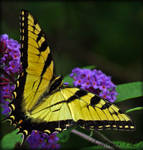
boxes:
[90,95,101,107]
[36,31,43,42]
[39,41,48,52]
[40,52,52,77]
[33,52,53,96]
[101,102,111,110]
[67,89,87,103]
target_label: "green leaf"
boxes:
[126,107,143,113]
[63,75,73,85]
[57,127,74,143]
[115,81,143,103]
[1,129,22,149]
[81,141,143,150]
[135,141,143,149]
[114,141,143,150]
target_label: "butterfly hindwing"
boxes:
[28,87,134,131]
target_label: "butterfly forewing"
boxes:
[19,10,54,111]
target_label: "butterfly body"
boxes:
[7,9,135,142]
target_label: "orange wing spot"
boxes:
[19,120,23,124]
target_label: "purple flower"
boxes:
[0,34,8,41]
[48,133,59,144]
[7,60,20,74]
[70,67,118,102]
[27,131,60,150]
[0,34,22,116]
[27,131,45,149]
[64,82,69,85]
[7,39,20,50]
[1,101,10,115]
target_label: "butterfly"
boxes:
[7,9,135,143]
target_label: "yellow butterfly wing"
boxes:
[28,87,135,133]
[19,9,55,112]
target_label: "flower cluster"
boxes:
[0,34,21,116]
[27,131,60,149]
[70,68,118,102]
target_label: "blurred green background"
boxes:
[1,1,142,84]
[0,1,143,149]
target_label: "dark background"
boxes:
[0,1,143,149]
[1,1,142,83]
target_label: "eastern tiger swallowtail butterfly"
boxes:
[7,9,135,143]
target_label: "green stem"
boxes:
[94,130,121,150]
[71,129,114,150]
